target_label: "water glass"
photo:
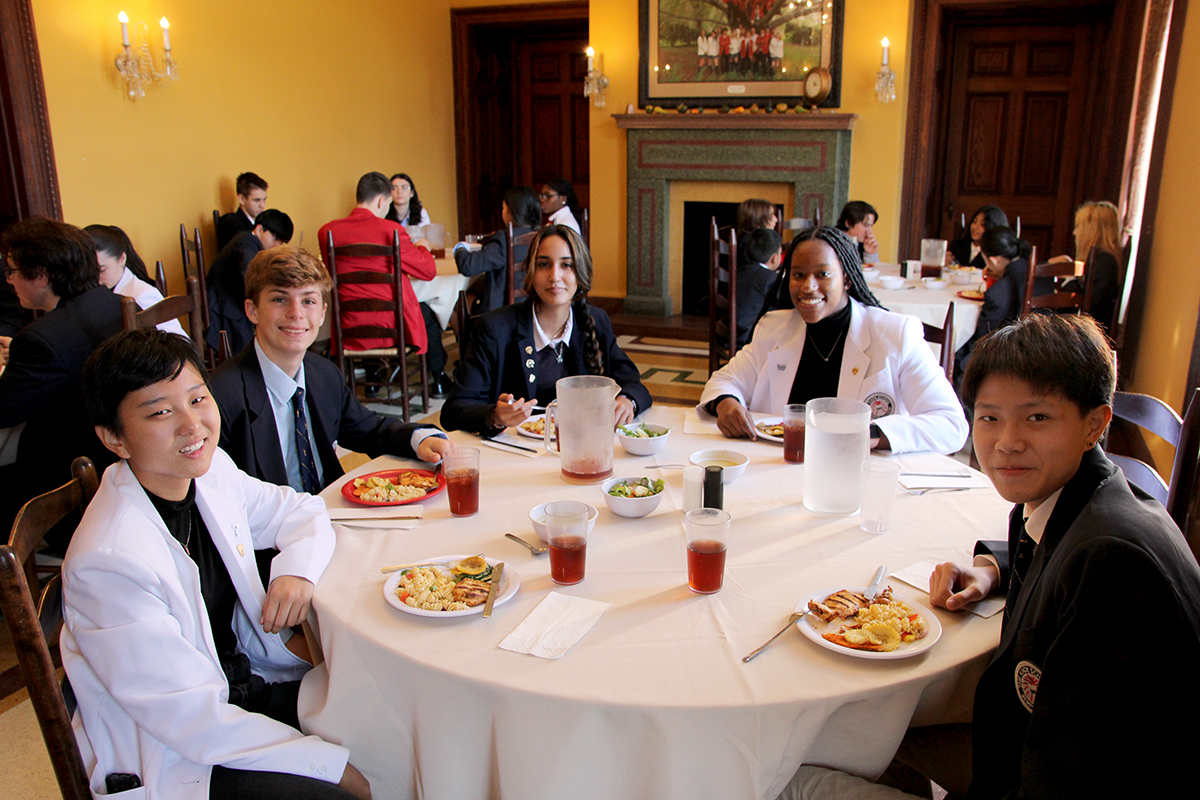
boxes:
[685,508,731,594]
[443,447,480,517]
[783,403,806,464]
[859,459,901,533]
[545,501,591,585]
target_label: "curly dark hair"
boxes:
[2,216,100,300]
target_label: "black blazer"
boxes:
[211,345,439,490]
[454,225,534,314]
[954,258,1052,380]
[441,299,652,435]
[0,287,123,545]
[735,262,777,348]
[205,231,262,354]
[968,448,1200,798]
[216,210,254,252]
[947,236,986,269]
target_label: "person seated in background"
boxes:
[212,245,450,493]
[453,185,541,314]
[735,227,782,349]
[64,329,372,800]
[736,198,777,243]
[206,208,294,355]
[946,203,1008,269]
[777,314,1200,800]
[699,226,967,455]
[86,223,186,338]
[954,226,1051,385]
[320,172,436,398]
[385,172,431,227]
[1049,199,1122,332]
[539,179,583,234]
[0,217,124,549]
[442,225,651,435]
[216,171,269,251]
[836,200,880,265]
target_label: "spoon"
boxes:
[743,610,808,662]
[505,533,548,555]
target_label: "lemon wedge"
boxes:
[453,556,488,576]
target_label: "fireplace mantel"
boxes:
[615,113,857,316]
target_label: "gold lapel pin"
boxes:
[525,345,533,354]
[237,543,246,556]
[852,367,859,375]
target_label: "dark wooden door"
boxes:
[939,22,1096,257]
[516,37,589,210]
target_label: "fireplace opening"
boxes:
[681,200,782,316]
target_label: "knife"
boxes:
[865,565,887,600]
[482,562,505,618]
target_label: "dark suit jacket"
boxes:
[1063,249,1120,332]
[216,209,254,252]
[211,345,439,489]
[205,231,262,354]
[735,262,777,348]
[0,287,123,546]
[454,226,534,314]
[948,236,987,269]
[954,258,1052,381]
[968,448,1200,799]
[441,299,652,435]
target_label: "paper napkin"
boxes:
[893,561,1005,619]
[499,592,611,659]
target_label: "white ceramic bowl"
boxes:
[688,449,749,483]
[949,270,975,285]
[922,278,948,290]
[529,502,599,542]
[860,267,880,283]
[600,478,665,518]
[879,275,906,291]
[616,423,671,456]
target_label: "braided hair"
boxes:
[522,225,604,375]
[761,226,885,316]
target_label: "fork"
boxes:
[743,610,808,662]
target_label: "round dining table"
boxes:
[300,406,1008,800]
[869,264,983,353]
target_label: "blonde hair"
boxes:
[1074,201,1122,260]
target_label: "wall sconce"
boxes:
[114,12,179,100]
[584,47,609,108]
[875,37,896,104]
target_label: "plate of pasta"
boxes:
[383,555,520,617]
[795,585,941,660]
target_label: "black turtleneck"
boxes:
[787,299,852,405]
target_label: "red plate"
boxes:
[341,468,446,506]
[957,290,985,301]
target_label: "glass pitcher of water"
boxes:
[544,375,619,484]
[802,397,870,516]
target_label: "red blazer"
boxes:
[318,207,436,352]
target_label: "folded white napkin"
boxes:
[499,591,611,659]
[683,413,722,436]
[893,561,1005,619]
[482,433,544,458]
[896,453,990,490]
[326,506,424,521]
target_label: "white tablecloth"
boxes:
[301,406,1009,800]
[410,257,469,330]
[870,264,983,353]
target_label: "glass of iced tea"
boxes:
[783,403,806,464]
[684,508,730,594]
[544,501,591,585]
[443,447,480,517]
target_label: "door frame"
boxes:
[450,1,588,240]
[0,0,62,220]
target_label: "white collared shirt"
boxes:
[974,488,1064,576]
[532,307,574,354]
[255,340,324,493]
[548,205,581,235]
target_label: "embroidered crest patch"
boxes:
[864,392,895,419]
[1014,660,1040,712]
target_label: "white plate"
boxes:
[383,555,520,618]
[516,414,552,440]
[753,416,786,444]
[795,585,942,660]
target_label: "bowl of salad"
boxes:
[616,422,671,456]
[601,477,666,518]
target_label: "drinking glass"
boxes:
[443,447,480,517]
[685,508,731,594]
[783,403,806,464]
[920,239,947,279]
[859,459,901,533]
[545,500,591,585]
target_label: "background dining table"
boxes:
[410,254,469,331]
[869,264,983,353]
[300,406,1009,800]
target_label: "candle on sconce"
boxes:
[161,18,170,50]
[119,11,129,46]
[881,37,890,66]
[586,46,594,72]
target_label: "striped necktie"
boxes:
[291,387,321,495]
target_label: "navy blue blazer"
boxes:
[441,299,652,435]
[205,231,262,354]
[453,225,534,314]
[216,209,254,252]
[211,345,438,490]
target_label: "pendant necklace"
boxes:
[809,329,844,362]
[182,509,193,556]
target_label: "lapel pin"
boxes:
[776,363,785,371]
[852,367,859,375]
[525,346,533,354]
[526,358,535,368]
[237,543,246,556]
[528,374,535,383]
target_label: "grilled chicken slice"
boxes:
[452,578,492,606]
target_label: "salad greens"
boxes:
[608,477,665,498]
[618,424,668,438]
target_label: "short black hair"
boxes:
[960,313,1115,416]
[979,226,1032,261]
[254,209,294,243]
[236,172,268,197]
[1,216,100,299]
[504,186,542,229]
[85,224,151,283]
[82,329,209,435]
[744,227,782,264]
[356,172,392,204]
[971,204,1009,232]
[837,201,878,230]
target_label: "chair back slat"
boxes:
[505,222,537,306]
[921,302,956,382]
[120,276,204,345]
[581,208,590,247]
[154,260,168,296]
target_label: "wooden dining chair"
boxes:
[1020,245,1093,318]
[581,208,590,247]
[154,260,168,296]
[179,224,210,330]
[505,222,537,306]
[778,206,821,240]
[217,329,234,364]
[0,456,98,800]
[326,230,428,421]
[921,302,956,382]
[120,275,205,345]
[708,217,738,375]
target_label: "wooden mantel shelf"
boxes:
[612,112,857,131]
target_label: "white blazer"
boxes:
[112,266,188,338]
[698,300,969,454]
[548,205,581,235]
[61,448,348,799]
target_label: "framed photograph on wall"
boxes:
[638,0,844,109]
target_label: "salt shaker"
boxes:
[682,466,704,513]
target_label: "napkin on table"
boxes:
[499,592,611,659]
[892,561,1005,619]
[482,432,544,458]
[896,453,990,490]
